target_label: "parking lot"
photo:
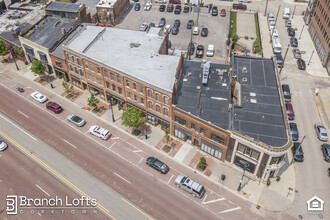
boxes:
[116,2,230,62]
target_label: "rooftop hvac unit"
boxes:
[202,61,212,85]
[242,77,248,84]
[250,99,257,104]
[250,92,256,97]
[242,67,247,73]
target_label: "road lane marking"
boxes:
[38,213,42,216]
[219,206,241,214]
[18,111,29,118]
[112,137,119,140]
[121,198,153,220]
[132,149,142,153]
[109,142,116,149]
[63,139,77,149]
[36,184,50,197]
[201,196,225,205]
[114,173,131,184]
[0,114,36,141]
[167,174,174,185]
[0,131,116,220]
[137,157,144,165]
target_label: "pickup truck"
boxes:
[233,3,247,10]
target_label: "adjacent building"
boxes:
[96,0,130,26]
[45,1,90,23]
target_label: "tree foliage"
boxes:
[87,93,100,109]
[121,107,145,130]
[62,81,73,94]
[165,129,172,144]
[30,60,46,76]
[198,157,207,170]
[0,40,9,58]
[232,34,239,43]
[14,46,24,56]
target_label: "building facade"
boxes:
[45,2,90,23]
[96,0,130,26]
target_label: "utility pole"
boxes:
[308,50,314,65]
[299,25,305,39]
[279,44,290,75]
[188,21,194,60]
[237,162,249,192]
[270,5,281,43]
[264,0,269,17]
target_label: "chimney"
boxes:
[61,28,66,35]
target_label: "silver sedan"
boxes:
[314,123,328,141]
[67,114,86,127]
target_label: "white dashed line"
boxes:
[114,173,131,184]
[219,206,241,214]
[63,139,77,149]
[132,149,142,153]
[0,114,37,141]
[35,184,50,197]
[18,111,29,118]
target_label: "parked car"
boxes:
[314,123,328,141]
[146,157,169,174]
[140,23,148,31]
[206,44,214,57]
[159,4,166,12]
[135,3,141,11]
[89,126,111,140]
[233,3,247,10]
[285,19,292,27]
[133,0,139,2]
[196,45,204,58]
[212,6,218,16]
[183,6,189,13]
[164,24,171,33]
[290,37,298,47]
[174,19,181,27]
[268,12,274,22]
[174,5,181,14]
[187,42,195,55]
[239,0,251,2]
[287,27,295,36]
[167,4,174,12]
[286,103,295,120]
[321,144,330,162]
[175,174,206,198]
[268,20,275,30]
[272,28,279,38]
[187,20,193,29]
[46,102,63,113]
[172,26,179,35]
[169,0,181,4]
[292,142,304,162]
[0,139,8,151]
[159,17,166,27]
[297,58,306,70]
[290,122,299,141]
[31,91,48,103]
[292,49,301,59]
[201,27,208,37]
[220,9,226,17]
[149,22,155,28]
[193,26,199,35]
[67,114,86,127]
[155,0,167,3]
[144,3,152,11]
[282,84,291,102]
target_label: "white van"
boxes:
[283,8,290,19]
[272,37,282,54]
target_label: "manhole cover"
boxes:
[298,215,303,219]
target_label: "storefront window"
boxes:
[211,134,225,145]
[174,116,186,126]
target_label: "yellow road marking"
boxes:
[121,198,153,220]
[0,131,116,220]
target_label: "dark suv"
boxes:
[287,27,295,36]
[159,17,166,27]
[297,58,306,70]
[290,37,298,47]
[146,157,169,174]
[159,4,166,12]
[187,42,195,55]
[292,142,304,162]
[174,5,181,14]
[167,4,174,12]
[282,84,291,102]
[290,123,299,141]
[321,144,330,162]
[187,20,193,29]
[212,6,218,16]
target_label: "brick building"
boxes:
[45,2,90,23]
[96,0,130,26]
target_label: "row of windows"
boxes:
[237,144,260,160]
[105,82,123,95]
[69,64,84,77]
[147,89,169,104]
[67,53,81,66]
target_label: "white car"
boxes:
[89,126,111,140]
[140,23,148,31]
[67,114,86,127]
[206,44,214,57]
[31,91,48,103]
[272,28,279,38]
[164,24,171,33]
[0,139,8,151]
[315,123,328,141]
[269,20,275,30]
[155,0,167,3]
[193,26,199,35]
[239,0,251,2]
[144,3,152,11]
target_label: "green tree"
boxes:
[87,93,100,110]
[14,46,24,56]
[0,40,9,60]
[62,81,73,94]
[30,60,46,76]
[164,129,172,145]
[232,34,239,43]
[198,157,207,170]
[121,107,145,130]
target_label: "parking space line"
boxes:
[167,174,174,185]
[137,157,144,165]
[35,184,50,197]
[63,139,77,149]
[132,149,142,153]
[18,111,29,118]
[112,137,119,140]
[201,197,225,205]
[114,173,131,184]
[109,142,116,149]
[219,206,241,214]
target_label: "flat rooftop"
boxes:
[46,2,82,13]
[232,55,288,148]
[175,60,231,130]
[96,0,117,8]
[76,0,98,14]
[65,25,180,93]
[25,16,80,49]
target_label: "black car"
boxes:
[167,4,174,12]
[174,5,181,14]
[321,144,330,162]
[184,6,189,13]
[174,19,181,27]
[187,42,195,55]
[187,20,193,29]
[297,58,306,70]
[146,157,169,174]
[292,142,304,162]
[133,0,139,2]
[201,27,208,37]
[290,123,299,141]
[290,37,298,47]
[135,3,140,11]
[212,6,218,16]
[149,22,155,28]
[159,18,166,27]
[159,4,166,12]
[287,27,295,36]
[172,26,179,35]
[282,84,291,102]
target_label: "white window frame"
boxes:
[163,95,169,105]
[156,104,161,112]
[148,100,153,109]
[147,88,153,98]
[163,107,169,116]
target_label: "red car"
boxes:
[46,102,63,113]
[286,103,295,120]
[220,9,226,17]
[196,45,204,58]
[170,0,181,4]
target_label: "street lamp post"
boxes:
[109,97,115,122]
[237,161,249,192]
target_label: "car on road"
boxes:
[187,20,193,29]
[167,4,173,12]
[183,6,189,13]
[314,123,328,141]
[233,3,247,10]
[170,0,181,4]
[164,24,171,33]
[144,3,152,11]
[196,45,204,58]
[285,19,292,27]
[220,9,226,17]
[67,114,86,127]
[146,157,169,174]
[174,19,180,27]
[0,139,8,151]
[282,84,291,102]
[159,17,166,27]
[290,122,299,141]
[159,4,166,12]
[31,91,48,103]
[89,126,111,140]
[187,42,195,55]
[174,5,181,14]
[290,37,298,47]
[193,26,199,35]
[292,49,301,59]
[155,0,167,3]
[297,58,306,70]
[172,26,179,35]
[175,174,206,198]
[135,3,140,11]
[46,102,63,113]
[292,142,304,162]
[286,103,295,120]
[212,6,218,16]
[239,0,251,2]
[201,27,208,37]
[321,144,330,162]
[140,23,148,31]
[206,44,214,57]
[287,27,295,36]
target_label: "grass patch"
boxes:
[253,13,262,53]
[230,11,237,38]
